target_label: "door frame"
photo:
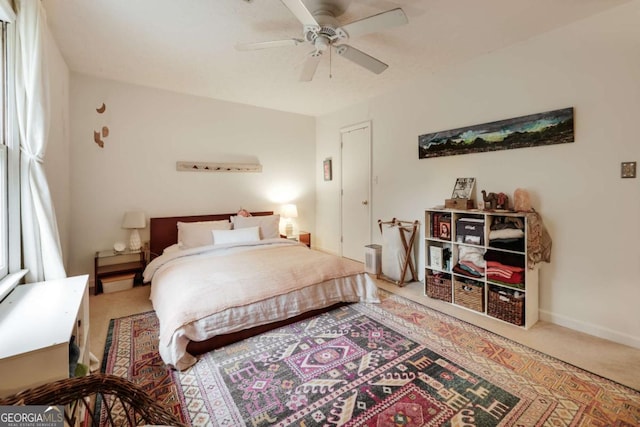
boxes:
[340,120,372,259]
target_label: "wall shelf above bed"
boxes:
[176,161,262,173]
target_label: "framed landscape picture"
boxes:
[418,107,574,159]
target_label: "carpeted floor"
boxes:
[102,290,640,426]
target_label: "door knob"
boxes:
[362,200,368,205]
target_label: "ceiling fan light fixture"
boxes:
[240,0,408,81]
[314,36,330,52]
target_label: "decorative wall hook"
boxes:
[94,130,104,148]
[94,103,108,148]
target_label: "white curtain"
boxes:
[15,0,65,282]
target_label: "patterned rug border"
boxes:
[370,291,640,393]
[101,310,156,373]
[96,310,160,421]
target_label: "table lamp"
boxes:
[281,204,298,238]
[122,211,146,251]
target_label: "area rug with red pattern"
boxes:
[102,290,639,426]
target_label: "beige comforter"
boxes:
[144,239,379,369]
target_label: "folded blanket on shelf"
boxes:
[487,271,524,285]
[490,216,524,230]
[489,228,524,240]
[484,250,525,268]
[486,260,524,285]
[458,245,486,268]
[489,238,525,252]
[453,264,483,278]
[459,260,484,275]
[486,260,524,272]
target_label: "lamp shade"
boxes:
[121,211,146,229]
[122,211,146,251]
[281,204,298,219]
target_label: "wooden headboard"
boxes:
[149,211,273,259]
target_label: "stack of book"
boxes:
[431,213,452,240]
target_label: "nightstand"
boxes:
[282,231,311,248]
[298,231,311,248]
[94,249,146,295]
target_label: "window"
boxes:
[0,21,8,278]
[0,2,22,299]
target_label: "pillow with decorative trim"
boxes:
[177,220,232,249]
[212,226,260,245]
[231,214,280,239]
[236,208,252,217]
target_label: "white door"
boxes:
[341,122,371,262]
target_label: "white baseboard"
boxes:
[539,309,640,350]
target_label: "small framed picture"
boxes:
[439,222,451,240]
[323,158,332,181]
[451,177,475,199]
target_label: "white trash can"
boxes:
[364,244,382,275]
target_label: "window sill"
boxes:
[0,269,28,302]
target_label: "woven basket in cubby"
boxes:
[487,286,525,326]
[454,279,484,312]
[426,274,452,302]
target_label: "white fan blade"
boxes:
[236,39,303,51]
[336,45,388,74]
[280,0,319,27]
[340,8,407,39]
[300,53,322,82]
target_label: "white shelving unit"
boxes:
[424,209,539,329]
[0,275,90,397]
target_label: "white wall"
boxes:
[44,25,71,269]
[68,74,315,282]
[316,1,640,348]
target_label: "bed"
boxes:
[144,211,380,370]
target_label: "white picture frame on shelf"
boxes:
[451,177,476,199]
[430,246,444,270]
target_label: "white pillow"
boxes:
[177,220,232,249]
[163,243,181,255]
[231,214,280,239]
[212,226,260,245]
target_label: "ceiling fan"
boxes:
[236,0,408,81]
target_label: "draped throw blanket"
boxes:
[526,210,552,269]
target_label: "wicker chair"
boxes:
[0,373,186,426]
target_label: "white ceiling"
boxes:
[42,0,629,117]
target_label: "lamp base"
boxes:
[285,221,294,238]
[129,229,142,251]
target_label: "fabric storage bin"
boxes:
[454,278,484,312]
[487,286,525,326]
[426,273,452,302]
[102,273,135,293]
[456,218,484,245]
